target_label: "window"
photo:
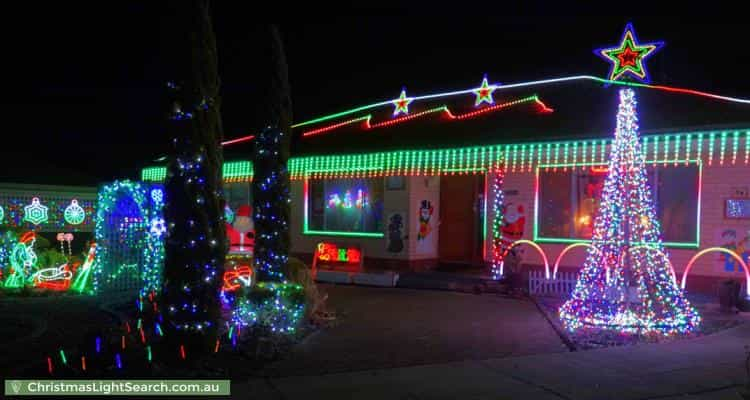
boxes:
[306,178,385,237]
[535,162,700,247]
[224,182,252,212]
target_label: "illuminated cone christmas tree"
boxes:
[559,88,700,335]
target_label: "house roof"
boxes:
[142,76,750,182]
[281,76,750,157]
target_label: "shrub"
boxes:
[283,257,329,323]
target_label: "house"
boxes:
[141,75,750,294]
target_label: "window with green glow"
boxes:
[224,182,252,214]
[536,162,700,246]
[307,178,384,235]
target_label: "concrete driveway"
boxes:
[259,284,567,377]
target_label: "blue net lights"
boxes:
[93,181,165,296]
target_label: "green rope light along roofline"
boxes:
[141,129,749,182]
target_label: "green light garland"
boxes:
[232,282,305,334]
[141,128,749,183]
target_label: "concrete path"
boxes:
[240,321,750,399]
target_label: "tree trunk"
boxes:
[252,25,292,281]
[162,0,226,360]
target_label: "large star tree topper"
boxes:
[595,23,664,83]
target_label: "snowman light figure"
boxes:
[226,205,255,255]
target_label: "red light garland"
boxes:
[451,96,548,120]
[370,106,450,129]
[298,95,550,139]
[302,116,371,137]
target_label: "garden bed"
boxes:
[534,294,746,350]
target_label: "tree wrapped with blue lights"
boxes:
[252,126,290,281]
[162,0,226,357]
[559,88,700,335]
[226,25,305,336]
[252,26,293,282]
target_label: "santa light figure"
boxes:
[226,205,255,255]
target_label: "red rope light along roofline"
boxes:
[368,106,449,129]
[300,95,551,138]
[302,116,372,137]
[221,135,255,146]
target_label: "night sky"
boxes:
[3,7,749,186]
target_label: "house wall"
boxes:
[485,136,750,293]
[0,183,98,233]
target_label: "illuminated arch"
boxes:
[503,239,550,279]
[681,247,750,296]
[93,180,165,296]
[552,243,598,279]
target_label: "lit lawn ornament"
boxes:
[4,232,37,288]
[226,205,254,255]
[64,233,74,257]
[71,243,96,293]
[220,254,254,308]
[56,233,74,257]
[57,233,66,254]
[312,242,363,276]
[222,265,254,292]
[34,263,74,291]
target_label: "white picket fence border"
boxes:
[529,270,578,297]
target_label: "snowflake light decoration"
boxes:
[151,188,164,204]
[150,217,166,238]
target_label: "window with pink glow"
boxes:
[308,178,384,234]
